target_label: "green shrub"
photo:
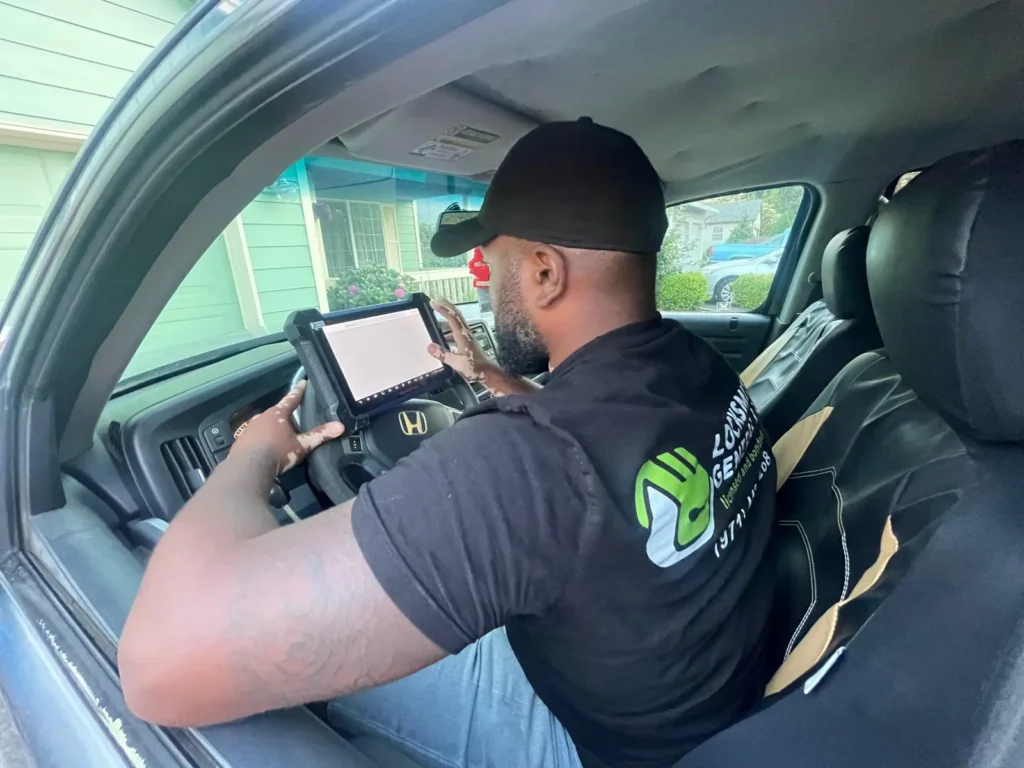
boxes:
[731,274,773,310]
[327,265,418,311]
[657,272,708,311]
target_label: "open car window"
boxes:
[122,157,488,381]
[657,185,807,314]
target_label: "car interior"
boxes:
[742,225,881,439]
[4,0,1024,766]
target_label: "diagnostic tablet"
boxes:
[284,294,454,428]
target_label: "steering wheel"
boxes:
[291,368,480,506]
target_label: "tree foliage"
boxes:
[657,273,708,311]
[715,186,803,238]
[657,236,696,283]
[658,209,704,282]
[731,274,773,310]
[418,221,450,269]
[726,217,755,243]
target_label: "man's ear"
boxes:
[524,243,567,309]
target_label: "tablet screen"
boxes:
[320,308,443,406]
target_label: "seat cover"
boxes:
[744,227,880,439]
[677,139,1024,768]
[763,351,968,683]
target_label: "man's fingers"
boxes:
[431,299,457,325]
[277,379,307,415]
[430,299,477,357]
[454,324,474,355]
[296,421,345,452]
[427,343,448,363]
[428,342,472,376]
[431,298,468,332]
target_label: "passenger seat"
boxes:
[742,227,881,439]
[679,139,1024,767]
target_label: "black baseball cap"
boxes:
[430,117,668,257]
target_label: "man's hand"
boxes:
[232,380,344,473]
[428,298,496,383]
[428,298,540,397]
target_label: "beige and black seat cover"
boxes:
[678,140,1024,768]
[742,226,881,440]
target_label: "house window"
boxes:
[711,225,725,242]
[320,200,388,275]
[349,202,387,266]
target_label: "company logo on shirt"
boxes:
[633,448,714,568]
[633,385,773,568]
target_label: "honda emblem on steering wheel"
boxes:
[399,410,427,436]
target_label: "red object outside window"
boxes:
[467,247,490,288]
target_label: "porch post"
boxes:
[295,160,331,312]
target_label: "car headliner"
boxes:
[325,0,1024,204]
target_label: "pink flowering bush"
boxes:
[327,266,418,310]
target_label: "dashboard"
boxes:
[82,319,499,527]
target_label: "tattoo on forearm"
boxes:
[222,505,443,713]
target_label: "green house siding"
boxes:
[241,169,319,332]
[127,162,323,377]
[0,145,76,309]
[0,2,328,376]
[0,0,190,309]
[0,0,186,133]
[396,201,421,272]
[124,235,246,378]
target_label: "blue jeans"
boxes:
[327,629,582,768]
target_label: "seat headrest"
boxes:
[867,140,1024,443]
[821,226,872,319]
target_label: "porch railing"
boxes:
[408,268,475,305]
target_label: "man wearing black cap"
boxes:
[119,119,776,768]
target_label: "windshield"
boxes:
[122,156,489,380]
[124,151,805,382]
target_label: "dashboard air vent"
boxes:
[161,436,211,499]
[106,421,125,461]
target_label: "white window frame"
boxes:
[711,224,725,242]
[346,201,387,268]
[322,200,388,275]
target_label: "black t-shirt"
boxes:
[353,317,776,768]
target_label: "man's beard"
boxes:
[493,286,549,377]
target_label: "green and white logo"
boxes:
[634,447,714,567]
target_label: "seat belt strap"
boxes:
[741,314,807,388]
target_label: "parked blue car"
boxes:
[708,228,790,262]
